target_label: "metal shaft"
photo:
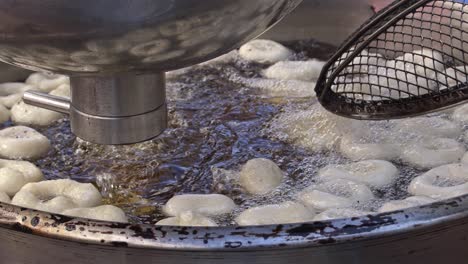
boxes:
[23,91,70,114]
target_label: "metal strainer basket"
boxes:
[316,0,468,119]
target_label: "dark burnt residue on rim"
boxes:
[0,194,467,251]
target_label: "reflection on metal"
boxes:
[0,0,301,75]
[0,195,468,263]
[264,0,374,45]
[68,73,168,144]
[0,0,302,144]
[23,91,70,114]
[0,63,31,83]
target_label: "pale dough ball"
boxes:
[395,117,462,139]
[462,151,468,164]
[408,163,468,200]
[0,159,43,182]
[0,82,35,96]
[354,73,406,99]
[49,84,71,98]
[464,130,468,143]
[0,82,35,108]
[0,93,23,109]
[297,179,374,211]
[13,192,76,214]
[339,136,401,162]
[0,126,51,160]
[25,72,70,92]
[62,205,128,223]
[263,60,326,82]
[376,64,438,95]
[396,49,445,73]
[239,158,283,195]
[0,191,10,203]
[452,103,468,124]
[11,101,63,126]
[163,194,236,216]
[239,39,293,64]
[0,168,26,196]
[0,159,43,196]
[313,208,373,221]
[336,48,368,64]
[437,1,468,30]
[230,75,316,98]
[437,66,468,88]
[378,196,435,213]
[318,160,399,188]
[382,50,443,95]
[334,76,398,100]
[0,104,10,123]
[401,137,465,169]
[235,201,315,226]
[269,105,360,152]
[346,52,386,74]
[12,179,102,213]
[337,117,401,152]
[157,211,217,227]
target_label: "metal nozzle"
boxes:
[24,73,167,144]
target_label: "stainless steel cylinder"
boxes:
[70,74,166,116]
[24,72,168,144]
[263,0,374,45]
[70,73,167,144]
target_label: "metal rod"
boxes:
[23,91,70,114]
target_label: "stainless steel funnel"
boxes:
[0,0,301,144]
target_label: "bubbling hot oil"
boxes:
[33,40,433,225]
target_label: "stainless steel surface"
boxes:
[264,0,375,45]
[0,195,468,264]
[5,0,301,144]
[0,63,31,82]
[0,0,302,75]
[23,90,70,114]
[69,73,167,144]
[5,1,468,264]
[70,73,166,116]
[70,103,167,144]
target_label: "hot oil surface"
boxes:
[33,40,428,225]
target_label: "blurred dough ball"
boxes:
[239,158,283,195]
[239,39,292,64]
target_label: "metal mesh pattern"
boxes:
[316,0,468,119]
